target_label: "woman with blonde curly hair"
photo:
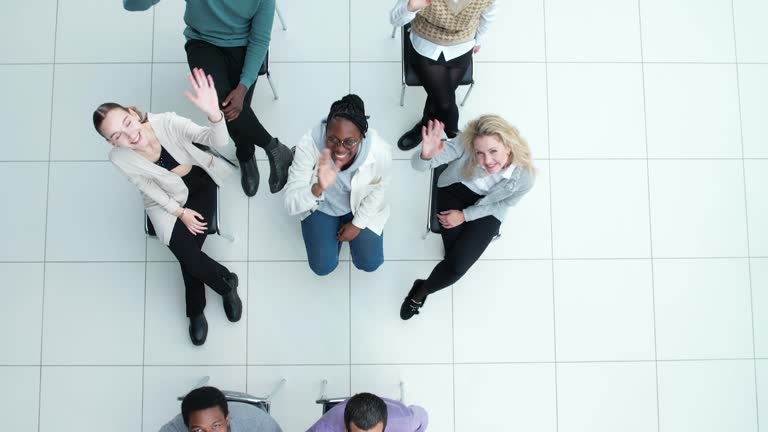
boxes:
[401,114,535,320]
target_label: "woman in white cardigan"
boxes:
[284,95,392,276]
[93,68,241,346]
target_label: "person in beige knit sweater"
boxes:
[391,0,498,151]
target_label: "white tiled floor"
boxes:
[0,0,765,431]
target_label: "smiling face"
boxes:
[325,117,362,167]
[473,134,510,174]
[98,107,148,149]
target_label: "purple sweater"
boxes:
[306,397,428,432]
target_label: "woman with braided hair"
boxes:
[284,95,393,276]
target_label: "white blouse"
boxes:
[462,164,516,195]
[391,0,499,61]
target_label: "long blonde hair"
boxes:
[460,114,535,178]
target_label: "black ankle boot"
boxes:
[222,272,242,323]
[397,122,424,151]
[400,279,427,320]
[264,137,293,193]
[239,156,260,197]
[189,313,208,346]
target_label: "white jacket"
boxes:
[284,126,393,235]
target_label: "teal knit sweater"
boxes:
[124,0,274,88]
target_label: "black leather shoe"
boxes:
[189,313,208,346]
[222,272,242,323]
[264,137,293,193]
[239,156,260,197]
[400,279,426,320]
[397,122,423,151]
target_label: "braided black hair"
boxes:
[326,94,369,137]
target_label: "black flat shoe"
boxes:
[189,313,208,346]
[264,137,293,193]
[222,272,242,323]
[397,122,423,151]
[400,279,426,320]
[239,156,260,197]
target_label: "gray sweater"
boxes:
[411,138,534,222]
[158,402,282,432]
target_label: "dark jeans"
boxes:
[167,167,232,317]
[411,50,472,134]
[185,39,272,161]
[421,182,500,296]
[300,211,384,276]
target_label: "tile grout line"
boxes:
[541,1,560,431]
[5,60,768,66]
[12,156,768,163]
[37,0,61,430]
[635,2,662,431]
[729,1,760,430]
[348,0,353,399]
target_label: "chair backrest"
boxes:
[258,50,269,76]
[316,397,347,415]
[401,23,474,88]
[222,390,271,414]
[429,164,449,234]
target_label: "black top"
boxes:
[154,146,180,171]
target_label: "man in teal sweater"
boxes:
[123,0,293,197]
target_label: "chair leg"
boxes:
[400,83,406,107]
[216,186,235,242]
[391,25,397,39]
[460,82,475,107]
[275,3,287,30]
[267,72,279,100]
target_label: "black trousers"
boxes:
[167,167,231,317]
[410,50,472,134]
[421,182,501,296]
[185,39,272,161]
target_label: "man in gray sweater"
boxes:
[159,386,282,432]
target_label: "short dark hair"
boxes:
[181,386,229,427]
[344,393,388,431]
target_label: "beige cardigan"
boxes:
[109,112,235,246]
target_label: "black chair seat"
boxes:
[258,50,269,76]
[402,23,473,88]
[429,164,449,234]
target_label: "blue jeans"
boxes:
[301,211,384,276]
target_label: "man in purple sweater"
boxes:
[307,392,428,432]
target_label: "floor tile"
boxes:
[46,162,146,261]
[40,366,142,432]
[640,0,736,62]
[0,264,44,365]
[152,0,186,63]
[478,0,546,62]
[351,261,453,364]
[144,262,247,365]
[42,263,144,365]
[55,0,153,63]
[551,160,651,258]
[248,365,350,432]
[454,363,557,432]
[757,360,768,429]
[248,262,349,365]
[648,160,748,258]
[749,258,768,357]
[51,63,152,161]
[351,364,453,432]
[0,65,53,161]
[644,64,741,158]
[545,0,641,62]
[454,260,554,363]
[657,360,757,432]
[548,63,646,159]
[745,160,768,256]
[557,362,658,432]
[351,0,401,62]
[142,366,247,432]
[554,260,655,361]
[733,0,768,62]
[739,64,768,158]
[267,0,349,62]
[0,163,48,262]
[0,367,40,431]
[654,259,753,360]
[0,0,56,63]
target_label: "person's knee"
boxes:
[353,256,383,273]
[308,257,339,276]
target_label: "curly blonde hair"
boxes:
[460,114,535,178]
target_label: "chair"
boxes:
[399,23,475,108]
[315,380,406,415]
[178,376,287,414]
[274,2,287,31]
[144,144,235,242]
[422,165,501,241]
[259,50,279,100]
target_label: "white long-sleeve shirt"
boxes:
[391,0,499,61]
